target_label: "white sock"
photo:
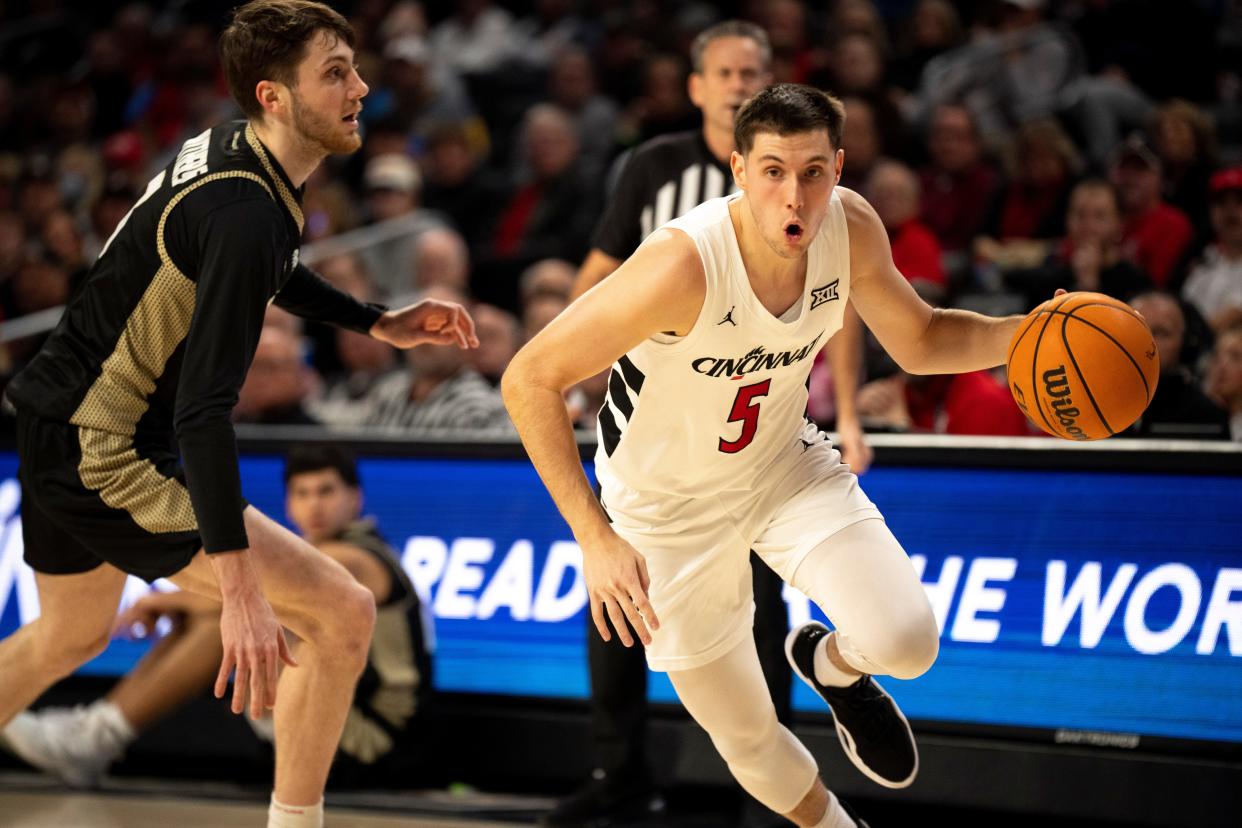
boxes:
[267,795,324,828]
[811,791,857,828]
[812,632,862,688]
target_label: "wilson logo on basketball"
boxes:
[1042,366,1089,440]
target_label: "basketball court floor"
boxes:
[0,792,516,827]
[0,768,1138,828]
[0,772,545,827]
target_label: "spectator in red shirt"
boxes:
[989,119,1081,243]
[919,104,1000,257]
[1004,179,1151,308]
[1110,132,1194,288]
[856,370,1032,436]
[974,120,1083,280]
[866,160,945,290]
[479,104,599,310]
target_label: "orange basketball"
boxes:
[1006,292,1160,440]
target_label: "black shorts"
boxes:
[17,410,204,582]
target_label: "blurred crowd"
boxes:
[0,0,1240,440]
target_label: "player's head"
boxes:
[284,444,362,544]
[731,83,845,259]
[220,0,367,155]
[688,21,771,142]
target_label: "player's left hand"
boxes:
[836,418,873,474]
[370,299,480,350]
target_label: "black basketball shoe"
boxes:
[785,622,918,789]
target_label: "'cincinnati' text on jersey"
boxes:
[691,334,824,379]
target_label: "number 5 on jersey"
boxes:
[719,380,770,453]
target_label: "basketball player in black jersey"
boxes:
[551,22,870,828]
[0,4,474,827]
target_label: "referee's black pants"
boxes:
[588,551,793,781]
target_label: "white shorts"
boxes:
[598,430,882,672]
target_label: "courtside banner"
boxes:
[0,451,1238,747]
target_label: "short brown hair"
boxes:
[219,0,355,121]
[734,83,845,156]
[689,20,771,74]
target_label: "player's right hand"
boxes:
[370,299,480,350]
[216,586,297,719]
[582,531,660,648]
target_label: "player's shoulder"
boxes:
[640,224,699,256]
[607,226,704,330]
[166,180,287,267]
[658,193,728,235]
[167,121,281,205]
[833,187,900,288]
[159,125,278,223]
[632,226,704,289]
[177,175,284,228]
[834,186,868,218]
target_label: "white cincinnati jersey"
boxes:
[595,191,851,498]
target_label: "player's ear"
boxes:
[255,79,284,119]
[731,150,747,190]
[834,148,844,184]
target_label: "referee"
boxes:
[552,20,871,828]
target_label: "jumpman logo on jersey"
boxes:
[718,306,737,326]
[810,280,841,310]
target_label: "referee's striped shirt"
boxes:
[592,130,736,261]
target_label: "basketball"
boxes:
[1006,292,1160,440]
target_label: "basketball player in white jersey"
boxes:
[502,84,1031,828]
[550,24,860,827]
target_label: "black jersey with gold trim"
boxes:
[9,120,381,554]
